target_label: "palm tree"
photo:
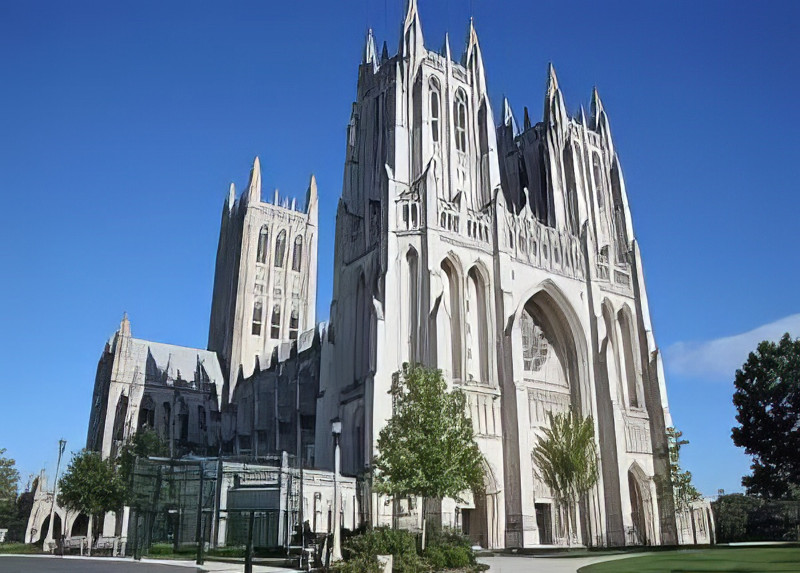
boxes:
[531,411,599,545]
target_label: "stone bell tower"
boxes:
[208,158,318,403]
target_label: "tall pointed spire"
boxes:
[503,97,519,135]
[227,183,236,213]
[247,156,261,204]
[119,312,131,338]
[591,86,613,151]
[363,28,378,72]
[544,63,567,127]
[464,18,487,94]
[401,0,424,65]
[306,174,318,215]
[591,86,605,130]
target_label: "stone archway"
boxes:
[509,281,598,547]
[462,461,502,549]
[627,463,654,546]
[39,513,62,543]
[71,513,89,537]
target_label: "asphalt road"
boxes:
[0,556,201,573]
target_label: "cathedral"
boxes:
[62,0,717,553]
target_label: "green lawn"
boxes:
[578,547,800,573]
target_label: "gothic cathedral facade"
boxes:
[316,0,677,549]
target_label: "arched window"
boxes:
[618,309,641,408]
[467,267,489,383]
[270,305,281,339]
[198,406,207,432]
[138,396,155,430]
[563,145,580,234]
[592,152,605,210]
[430,80,441,143]
[113,394,128,441]
[292,235,303,271]
[454,89,467,152]
[407,249,419,362]
[252,300,263,336]
[521,310,548,372]
[256,226,268,264]
[289,308,299,340]
[440,259,463,380]
[274,230,287,268]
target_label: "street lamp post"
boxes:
[331,419,342,562]
[45,439,67,549]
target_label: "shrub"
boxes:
[423,545,447,569]
[442,545,472,568]
[333,554,383,573]
[394,551,432,573]
[344,527,418,561]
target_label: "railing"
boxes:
[508,216,585,279]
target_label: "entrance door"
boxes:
[535,503,553,545]
[628,472,647,545]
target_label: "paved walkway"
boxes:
[479,553,646,573]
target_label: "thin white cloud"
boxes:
[664,313,800,380]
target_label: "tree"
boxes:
[373,365,485,530]
[732,333,800,499]
[58,450,126,554]
[118,428,168,505]
[531,411,599,545]
[0,449,19,507]
[666,427,701,511]
[0,449,21,538]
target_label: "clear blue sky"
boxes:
[1,0,799,497]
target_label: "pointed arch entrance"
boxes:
[628,463,655,546]
[462,461,502,549]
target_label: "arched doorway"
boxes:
[39,513,62,543]
[71,513,89,537]
[627,464,654,546]
[516,283,595,546]
[462,462,501,549]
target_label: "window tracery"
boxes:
[521,311,549,371]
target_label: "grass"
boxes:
[0,543,43,555]
[578,547,800,573]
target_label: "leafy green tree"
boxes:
[0,449,21,537]
[373,365,485,528]
[58,450,126,553]
[732,333,800,499]
[531,411,599,544]
[666,427,701,511]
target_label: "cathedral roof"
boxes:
[133,337,224,393]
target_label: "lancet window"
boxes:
[430,79,441,144]
[289,308,299,340]
[521,311,548,372]
[252,300,263,336]
[256,226,268,264]
[292,235,303,271]
[270,305,281,339]
[455,89,467,153]
[274,230,287,268]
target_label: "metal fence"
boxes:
[127,455,301,558]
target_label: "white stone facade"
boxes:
[315,0,679,549]
[208,158,318,403]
